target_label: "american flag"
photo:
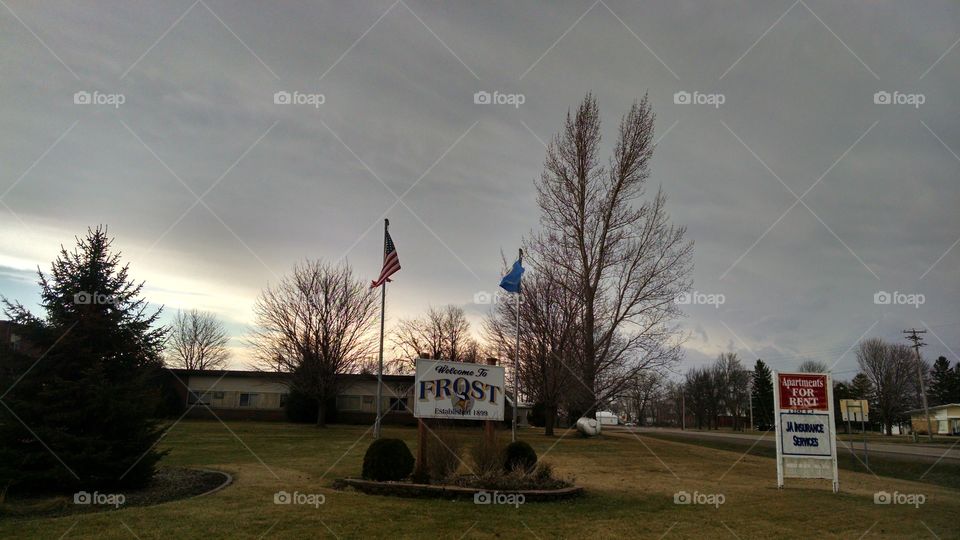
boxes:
[370,228,400,288]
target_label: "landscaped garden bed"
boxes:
[0,467,231,517]
[334,477,583,501]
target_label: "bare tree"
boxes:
[856,338,914,435]
[713,352,750,431]
[391,305,479,372]
[532,93,693,417]
[626,370,665,425]
[249,260,378,426]
[485,267,579,435]
[797,360,829,373]
[165,309,231,370]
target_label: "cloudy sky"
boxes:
[1,1,957,377]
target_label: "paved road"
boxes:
[612,426,960,463]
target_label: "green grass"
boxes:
[1,421,958,539]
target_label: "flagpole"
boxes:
[512,248,522,442]
[374,219,388,440]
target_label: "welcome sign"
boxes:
[414,359,505,421]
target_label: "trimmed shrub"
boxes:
[502,441,537,473]
[362,439,414,481]
[470,436,503,477]
[425,428,463,483]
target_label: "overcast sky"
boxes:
[1,1,958,377]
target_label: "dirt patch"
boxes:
[1,467,231,517]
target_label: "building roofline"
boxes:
[905,403,960,414]
[166,368,414,383]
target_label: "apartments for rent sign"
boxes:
[773,372,839,492]
[414,359,505,421]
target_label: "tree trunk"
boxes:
[316,401,326,427]
[544,405,556,436]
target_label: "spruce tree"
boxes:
[929,356,954,406]
[0,227,167,492]
[751,359,774,430]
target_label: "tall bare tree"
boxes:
[856,338,914,435]
[485,267,579,435]
[249,260,377,426]
[532,93,693,417]
[391,305,479,372]
[797,360,828,373]
[166,309,231,370]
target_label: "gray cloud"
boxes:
[1,0,957,374]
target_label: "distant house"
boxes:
[596,411,619,426]
[169,368,417,424]
[0,320,41,358]
[168,366,528,426]
[906,404,960,436]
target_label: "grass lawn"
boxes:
[1,420,958,539]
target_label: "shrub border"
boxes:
[333,478,583,502]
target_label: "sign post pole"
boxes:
[485,357,497,447]
[773,370,784,489]
[826,373,839,493]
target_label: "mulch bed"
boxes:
[1,467,231,517]
[333,477,583,502]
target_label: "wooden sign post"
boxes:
[484,357,498,447]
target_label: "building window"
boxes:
[279,393,288,408]
[239,393,258,407]
[336,395,362,411]
[187,390,210,405]
[390,397,409,411]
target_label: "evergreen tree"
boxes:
[751,359,774,430]
[0,227,167,492]
[929,356,955,406]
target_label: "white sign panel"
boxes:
[780,413,832,457]
[773,371,839,492]
[414,359,505,421]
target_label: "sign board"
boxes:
[773,371,839,492]
[414,358,505,421]
[840,399,869,422]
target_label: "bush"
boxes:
[362,439,414,481]
[470,436,503,477]
[425,428,463,483]
[503,441,537,473]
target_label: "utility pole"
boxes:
[748,383,754,432]
[904,329,933,442]
[681,391,686,431]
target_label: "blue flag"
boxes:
[499,259,524,293]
